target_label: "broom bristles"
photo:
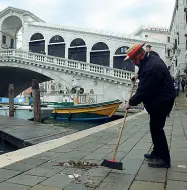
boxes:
[101,159,123,170]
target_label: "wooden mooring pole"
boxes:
[32,79,41,122]
[9,84,14,117]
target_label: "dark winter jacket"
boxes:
[149,51,160,57]
[129,54,176,113]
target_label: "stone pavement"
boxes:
[175,92,187,108]
[0,107,186,189]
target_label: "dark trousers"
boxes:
[176,89,179,96]
[149,99,174,164]
[182,86,185,92]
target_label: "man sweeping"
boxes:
[125,42,176,168]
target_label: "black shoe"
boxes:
[148,159,171,168]
[144,153,157,160]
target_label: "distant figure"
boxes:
[146,45,160,57]
[181,79,186,92]
[178,79,181,91]
[174,80,179,96]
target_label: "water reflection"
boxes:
[44,115,124,131]
[0,113,135,155]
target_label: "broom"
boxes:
[101,80,136,170]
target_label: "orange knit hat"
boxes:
[124,42,146,61]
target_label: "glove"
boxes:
[131,75,138,82]
[125,102,131,110]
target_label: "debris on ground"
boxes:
[54,160,98,169]
[68,174,81,179]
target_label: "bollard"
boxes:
[32,79,41,122]
[9,84,14,117]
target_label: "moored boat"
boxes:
[42,102,74,108]
[0,105,53,121]
[50,99,122,121]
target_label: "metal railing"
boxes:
[42,94,104,104]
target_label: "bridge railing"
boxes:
[42,93,104,104]
[0,49,134,82]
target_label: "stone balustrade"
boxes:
[0,49,135,84]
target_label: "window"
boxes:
[2,35,6,44]
[10,39,14,49]
[168,50,170,57]
[55,36,59,41]
[49,35,64,43]
[145,35,148,38]
[177,33,180,45]
[175,59,178,67]
[120,47,127,54]
[91,42,109,51]
[70,38,86,47]
[174,39,177,49]
[167,37,170,42]
[115,46,129,55]
[30,33,44,41]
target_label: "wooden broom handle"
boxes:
[113,81,136,160]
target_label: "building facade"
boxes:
[135,26,170,44]
[166,0,187,78]
[135,26,170,65]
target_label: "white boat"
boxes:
[0,105,53,121]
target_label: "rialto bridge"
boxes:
[0,6,166,103]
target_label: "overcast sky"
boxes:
[0,0,176,35]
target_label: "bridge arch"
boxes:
[0,63,54,97]
[48,35,65,58]
[29,33,45,54]
[68,38,87,62]
[90,42,110,67]
[113,46,135,72]
[1,15,22,49]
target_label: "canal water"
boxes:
[43,114,124,130]
[0,113,135,155]
[0,140,18,155]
